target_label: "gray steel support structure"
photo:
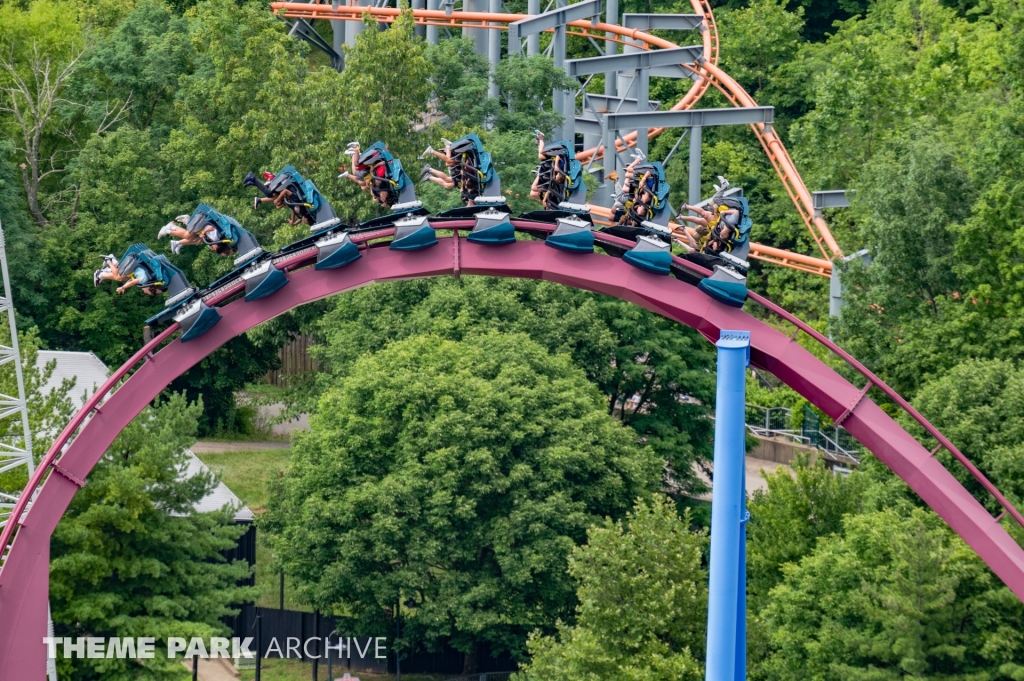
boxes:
[567,45,702,202]
[412,0,426,38]
[604,0,618,97]
[331,0,346,69]
[604,106,774,206]
[578,93,660,204]
[527,0,540,55]
[813,189,851,218]
[426,0,440,43]
[621,13,704,30]
[488,0,502,97]
[508,0,602,140]
[346,0,369,47]
[287,17,344,70]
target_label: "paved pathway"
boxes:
[190,441,289,453]
[180,658,239,681]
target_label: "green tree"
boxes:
[0,0,89,226]
[50,393,255,681]
[761,508,1024,680]
[426,37,494,128]
[312,277,717,494]
[718,0,804,99]
[519,495,708,681]
[494,54,574,133]
[747,455,867,605]
[79,0,194,140]
[903,359,1024,510]
[263,333,661,671]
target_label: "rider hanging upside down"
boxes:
[244,165,337,228]
[676,177,745,255]
[529,131,587,211]
[157,204,258,258]
[341,141,419,211]
[420,139,479,206]
[93,244,182,296]
[420,133,504,208]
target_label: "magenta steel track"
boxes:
[1,233,1022,678]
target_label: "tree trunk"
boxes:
[462,645,479,675]
[20,164,46,226]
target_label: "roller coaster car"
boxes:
[684,196,753,308]
[256,164,339,230]
[535,139,587,212]
[186,204,263,264]
[467,207,516,245]
[121,243,221,342]
[188,204,289,303]
[436,133,507,218]
[599,162,674,275]
[601,161,672,238]
[545,214,595,254]
[516,209,592,242]
[357,142,423,212]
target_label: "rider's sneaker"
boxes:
[441,138,453,148]
[158,222,175,238]
[93,269,102,287]
[170,240,184,255]
[253,196,261,211]
[419,145,434,160]
[101,253,117,265]
[419,165,433,183]
[243,171,257,187]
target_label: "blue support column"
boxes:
[705,330,750,681]
[735,466,748,681]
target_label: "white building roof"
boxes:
[182,450,254,523]
[34,349,253,523]
[36,350,110,410]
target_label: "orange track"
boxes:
[271,1,839,275]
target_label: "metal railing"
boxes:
[744,404,862,464]
[442,673,516,681]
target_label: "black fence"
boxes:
[225,605,516,675]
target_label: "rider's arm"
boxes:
[116,278,140,295]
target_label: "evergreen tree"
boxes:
[50,394,255,681]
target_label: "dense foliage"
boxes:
[519,496,709,681]
[5,0,1024,676]
[262,334,661,668]
[50,394,255,680]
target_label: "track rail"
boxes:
[270,1,842,267]
[1,225,1022,679]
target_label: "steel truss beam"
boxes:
[507,0,602,51]
[813,189,851,216]
[580,93,660,113]
[621,13,703,30]
[565,45,703,76]
[605,105,773,131]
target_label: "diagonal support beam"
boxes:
[507,0,602,53]
[565,45,703,76]
[286,18,343,69]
